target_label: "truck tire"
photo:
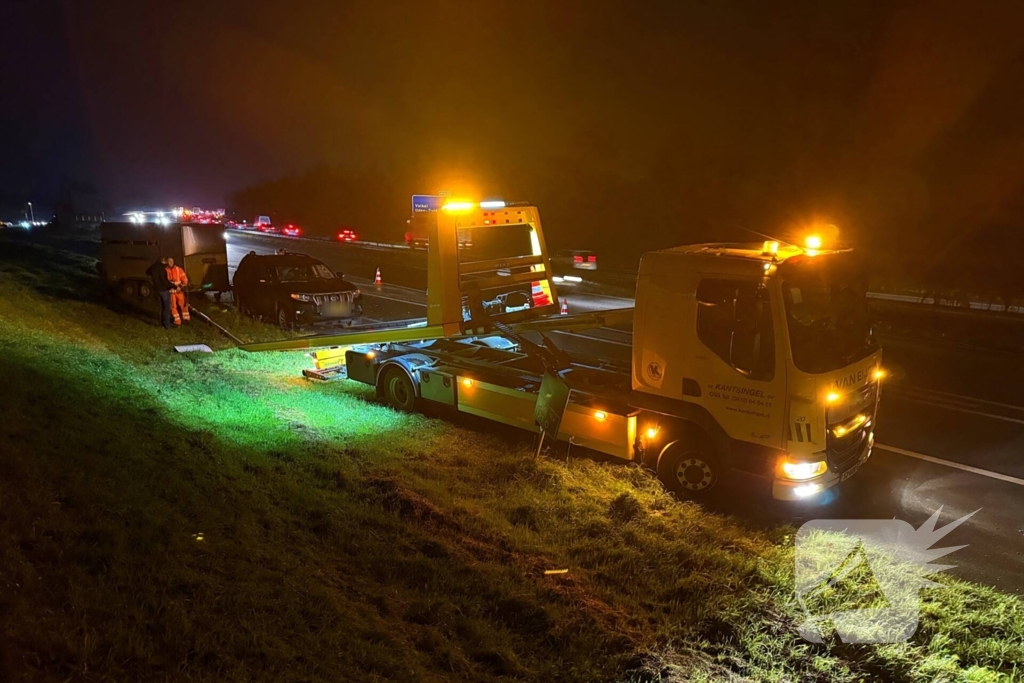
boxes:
[657,436,722,500]
[138,281,153,299]
[381,367,416,412]
[119,280,137,299]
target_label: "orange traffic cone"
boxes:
[560,298,568,315]
[374,267,382,286]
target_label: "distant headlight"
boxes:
[290,293,313,302]
[780,458,828,481]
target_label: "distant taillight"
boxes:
[587,255,596,263]
[573,255,583,263]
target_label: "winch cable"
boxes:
[188,304,246,346]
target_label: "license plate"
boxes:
[840,461,862,482]
[322,302,352,317]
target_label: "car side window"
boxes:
[257,265,273,282]
[696,278,775,380]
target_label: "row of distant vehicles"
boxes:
[224,213,600,273]
[225,215,359,243]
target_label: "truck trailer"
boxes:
[243,201,882,502]
[99,219,231,300]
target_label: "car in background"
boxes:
[282,223,302,237]
[337,228,358,242]
[232,252,362,328]
[254,215,278,233]
[554,249,598,270]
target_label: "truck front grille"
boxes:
[826,421,871,472]
[826,382,877,473]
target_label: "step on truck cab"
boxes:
[242,203,882,503]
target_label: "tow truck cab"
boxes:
[630,242,882,500]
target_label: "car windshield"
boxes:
[275,264,334,281]
[780,252,877,373]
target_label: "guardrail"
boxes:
[226,230,1024,318]
[225,228,412,251]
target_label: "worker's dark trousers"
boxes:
[157,290,172,329]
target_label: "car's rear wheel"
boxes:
[119,279,137,299]
[381,367,416,412]
[138,281,153,299]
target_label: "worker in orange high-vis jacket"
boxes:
[165,257,190,325]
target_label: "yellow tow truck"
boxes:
[243,201,882,501]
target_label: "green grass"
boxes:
[1,237,1023,682]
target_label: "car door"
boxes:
[253,264,276,317]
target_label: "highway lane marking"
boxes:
[877,443,1024,488]
[565,292,636,304]
[551,330,632,348]
[893,386,1024,413]
[361,291,428,307]
[347,277,429,295]
[885,395,1024,426]
[886,388,1024,426]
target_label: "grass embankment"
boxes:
[1,238,1022,682]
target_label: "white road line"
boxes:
[884,387,1024,423]
[361,291,427,307]
[551,330,632,347]
[894,386,1024,413]
[885,392,1024,426]
[347,277,428,295]
[877,444,1024,487]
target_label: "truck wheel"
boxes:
[119,280,137,299]
[138,281,153,298]
[657,438,722,500]
[381,368,416,412]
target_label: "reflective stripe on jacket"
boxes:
[167,265,188,288]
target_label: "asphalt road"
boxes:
[226,231,1024,595]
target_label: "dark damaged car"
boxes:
[233,252,363,328]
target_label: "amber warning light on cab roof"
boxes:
[441,199,532,212]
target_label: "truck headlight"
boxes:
[290,293,312,302]
[780,458,827,481]
[794,483,822,498]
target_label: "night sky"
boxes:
[3,0,1024,254]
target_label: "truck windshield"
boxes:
[276,264,335,281]
[780,253,877,374]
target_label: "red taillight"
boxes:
[587,255,597,263]
[573,255,583,263]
